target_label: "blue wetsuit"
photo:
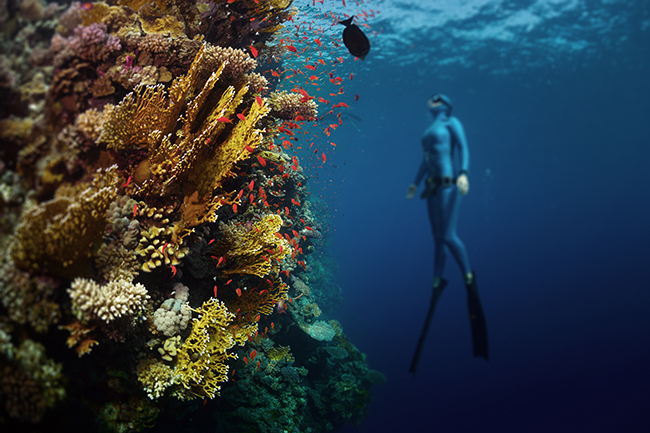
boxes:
[408,95,489,368]
[413,110,472,281]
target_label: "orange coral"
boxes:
[60,320,99,357]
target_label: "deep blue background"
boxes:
[307,25,650,433]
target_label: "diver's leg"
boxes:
[439,187,488,360]
[409,194,450,375]
[409,278,448,374]
[427,194,446,281]
[439,187,472,277]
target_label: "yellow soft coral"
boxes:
[214,214,291,278]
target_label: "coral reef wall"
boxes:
[0,1,382,432]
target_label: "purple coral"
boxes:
[53,23,121,66]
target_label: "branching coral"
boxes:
[95,241,141,281]
[202,45,256,81]
[0,262,61,333]
[51,22,121,66]
[214,213,292,278]
[99,44,270,230]
[68,277,150,323]
[176,298,239,399]
[74,107,107,142]
[60,320,99,357]
[10,166,119,278]
[269,90,319,121]
[0,365,49,422]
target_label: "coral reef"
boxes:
[0,0,382,431]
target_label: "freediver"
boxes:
[406,94,488,374]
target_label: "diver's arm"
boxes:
[449,117,470,195]
[406,159,427,199]
[414,159,427,186]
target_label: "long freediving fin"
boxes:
[409,279,447,375]
[465,272,489,361]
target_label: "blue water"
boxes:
[297,1,650,431]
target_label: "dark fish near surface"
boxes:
[339,16,370,60]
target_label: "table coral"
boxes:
[306,321,336,342]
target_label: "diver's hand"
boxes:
[456,174,469,195]
[405,183,417,199]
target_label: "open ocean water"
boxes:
[299,0,650,431]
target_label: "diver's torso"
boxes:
[422,120,453,177]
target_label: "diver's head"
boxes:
[427,94,452,116]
